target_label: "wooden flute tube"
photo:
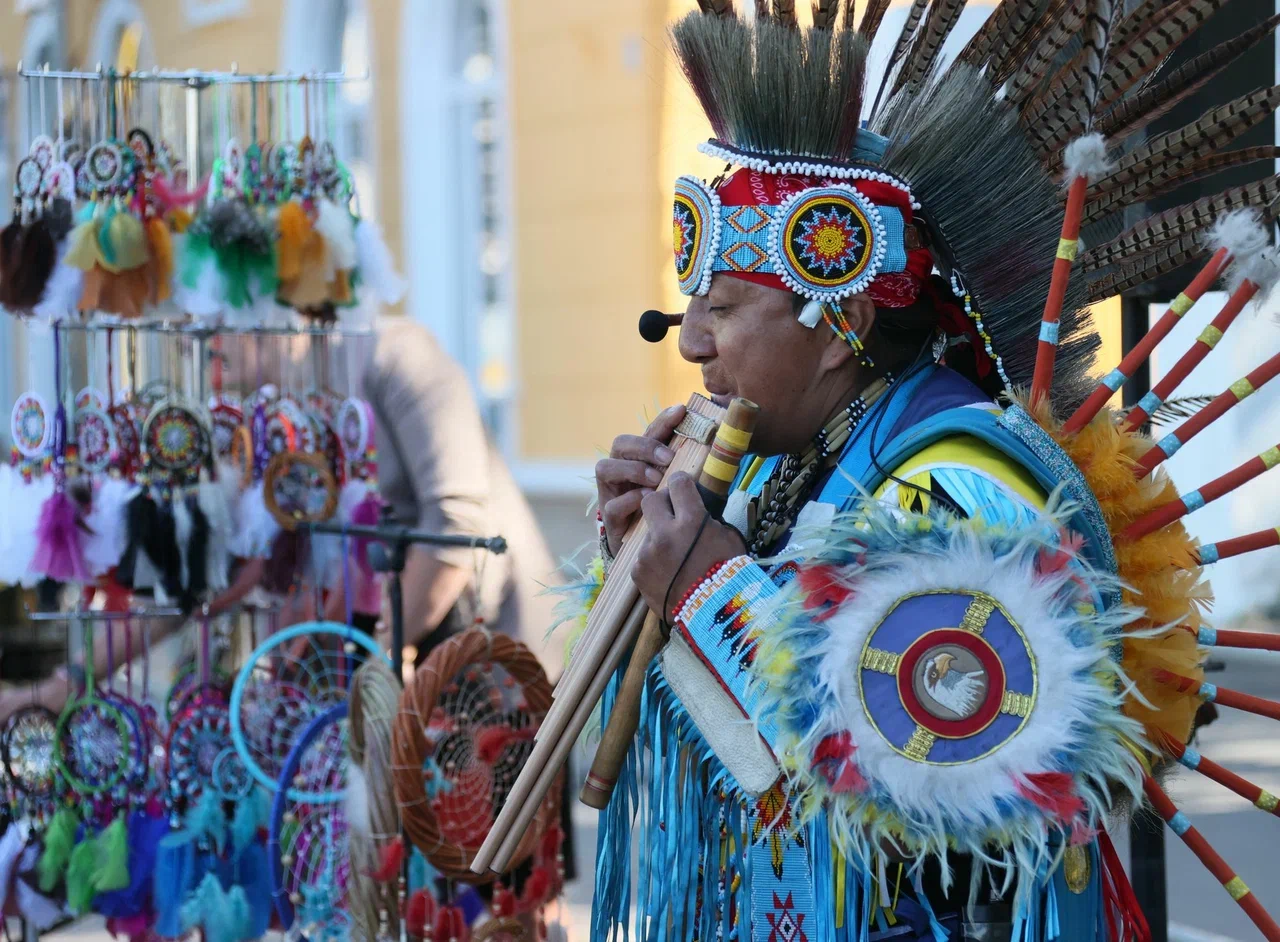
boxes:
[579,398,759,810]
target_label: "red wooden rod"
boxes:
[1124,277,1260,432]
[1135,351,1280,479]
[1154,670,1280,722]
[1122,449,1278,542]
[1179,625,1280,652]
[1160,735,1280,816]
[1031,175,1088,409]
[1201,526,1280,564]
[1143,777,1280,941]
[1064,248,1229,436]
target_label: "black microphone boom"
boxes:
[638,310,683,343]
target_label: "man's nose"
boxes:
[678,307,714,363]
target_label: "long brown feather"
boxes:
[812,0,840,29]
[1082,175,1280,271]
[1084,146,1280,225]
[1105,85,1280,190]
[1086,231,1206,300]
[901,0,969,89]
[773,0,799,27]
[1096,0,1230,111]
[959,0,1037,70]
[700,0,737,15]
[857,0,891,37]
[1097,14,1280,142]
[1109,0,1188,53]
[1006,0,1090,106]
[755,0,771,20]
[869,0,928,117]
[988,0,1071,88]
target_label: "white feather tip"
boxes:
[346,763,372,837]
[1063,134,1110,184]
[1206,209,1269,265]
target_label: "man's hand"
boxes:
[632,472,746,619]
[596,404,686,555]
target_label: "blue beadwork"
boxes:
[1183,490,1206,512]
[1197,626,1218,646]
[1101,369,1126,392]
[1199,543,1220,564]
[997,406,1119,581]
[1201,682,1218,702]
[1038,321,1060,344]
[1181,746,1202,769]
[1169,811,1192,836]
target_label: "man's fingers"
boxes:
[609,434,676,469]
[602,489,647,536]
[666,471,706,520]
[596,457,665,489]
[642,404,687,444]
[640,487,675,525]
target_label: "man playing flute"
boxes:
[567,3,1280,941]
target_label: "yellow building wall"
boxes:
[507,0,673,460]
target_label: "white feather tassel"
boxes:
[353,218,406,305]
[1062,133,1111,183]
[1207,209,1269,265]
[83,476,133,577]
[172,496,194,594]
[0,468,54,588]
[315,200,358,282]
[197,472,233,594]
[33,239,84,322]
[346,763,372,838]
[230,481,280,559]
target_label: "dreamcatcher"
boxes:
[3,706,61,818]
[337,397,375,480]
[96,618,155,797]
[55,617,132,797]
[142,398,209,484]
[229,621,388,800]
[393,632,559,887]
[268,702,352,940]
[165,618,237,815]
[263,451,338,530]
[9,391,51,478]
[73,404,116,474]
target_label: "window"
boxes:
[448,0,514,447]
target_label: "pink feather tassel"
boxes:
[30,490,89,583]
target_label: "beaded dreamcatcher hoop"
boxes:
[336,397,376,480]
[142,399,209,480]
[164,620,236,811]
[209,397,244,461]
[10,392,51,462]
[72,405,116,474]
[55,622,132,797]
[392,631,557,881]
[263,451,339,530]
[268,702,352,939]
[2,706,60,804]
[108,402,141,478]
[229,622,389,801]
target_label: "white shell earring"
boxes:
[798,299,823,328]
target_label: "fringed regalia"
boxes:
[564,3,1280,941]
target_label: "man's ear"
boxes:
[818,294,876,372]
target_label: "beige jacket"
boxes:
[361,320,563,672]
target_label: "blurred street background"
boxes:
[0,0,1277,940]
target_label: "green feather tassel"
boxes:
[65,835,99,914]
[37,807,79,892]
[93,813,131,892]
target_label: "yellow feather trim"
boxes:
[1015,395,1209,751]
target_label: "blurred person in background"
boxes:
[0,317,564,722]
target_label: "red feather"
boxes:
[475,725,536,765]
[369,836,405,882]
[518,866,553,910]
[1018,772,1085,824]
[539,823,563,862]
[433,905,470,942]
[406,890,437,939]
[797,564,854,616]
[492,885,517,918]
[811,731,867,794]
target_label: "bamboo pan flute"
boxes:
[471,393,726,874]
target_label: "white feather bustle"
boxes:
[230,481,280,559]
[172,233,228,327]
[353,218,406,306]
[0,468,54,588]
[1062,133,1110,183]
[83,475,133,577]
[33,239,85,322]
[346,763,372,838]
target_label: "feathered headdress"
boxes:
[669,0,1280,407]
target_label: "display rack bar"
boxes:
[16,65,367,87]
[45,321,375,338]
